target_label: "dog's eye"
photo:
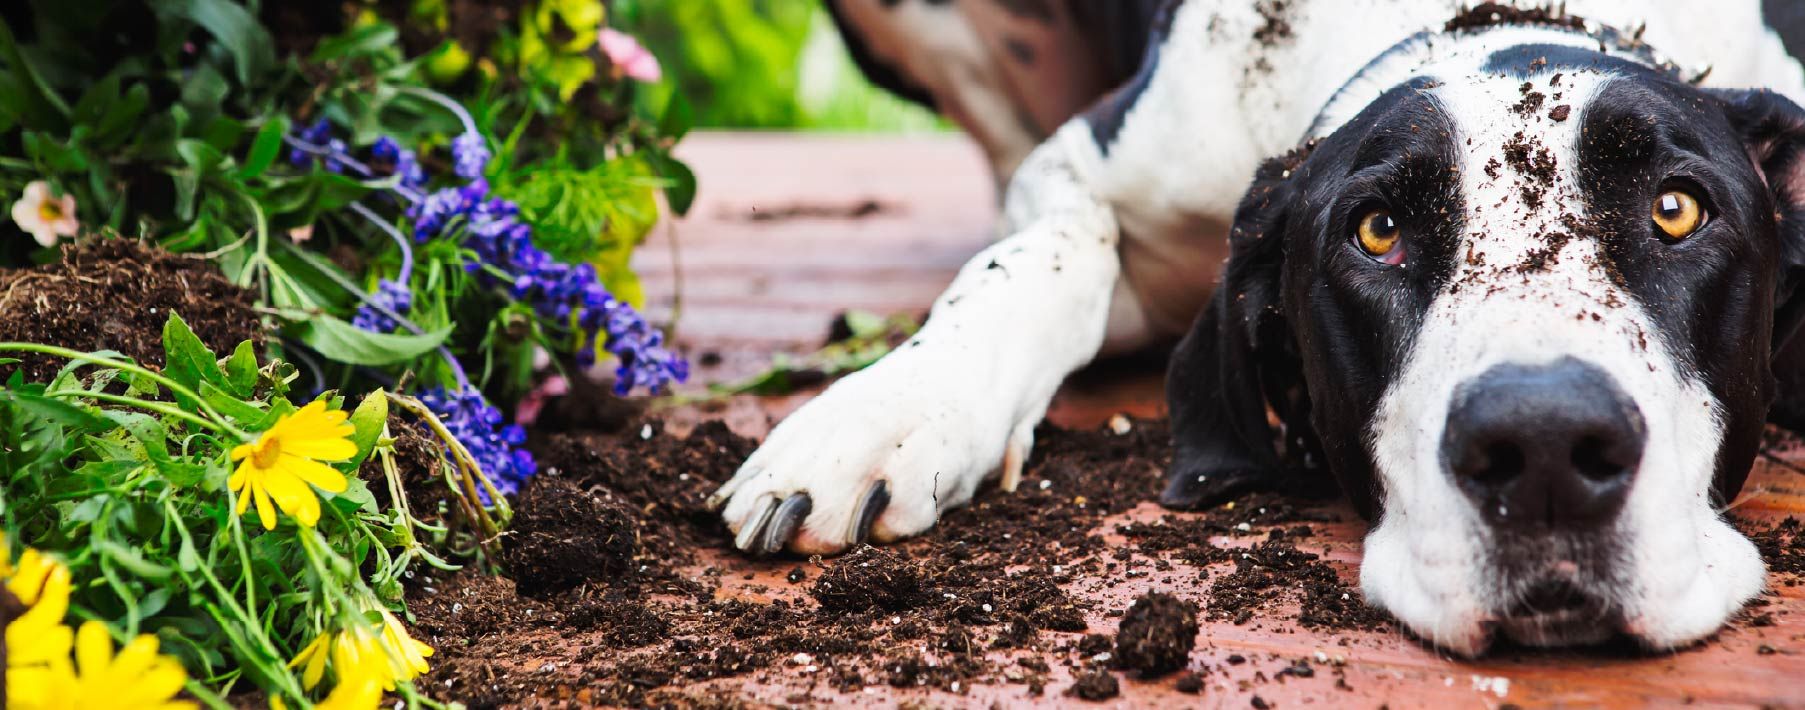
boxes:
[1652,189,1706,240]
[1356,209,1402,261]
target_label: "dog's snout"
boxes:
[1442,358,1646,528]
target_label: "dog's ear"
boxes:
[1162,149,1318,509]
[1714,89,1805,351]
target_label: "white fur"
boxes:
[1363,68,1764,654]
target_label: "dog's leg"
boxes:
[711,126,1122,555]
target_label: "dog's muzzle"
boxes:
[1443,357,1646,530]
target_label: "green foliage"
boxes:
[691,310,921,399]
[1,314,482,706]
[614,1,943,131]
[494,155,663,307]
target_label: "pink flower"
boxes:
[10,181,78,248]
[514,375,571,426]
[598,28,662,83]
[287,224,315,243]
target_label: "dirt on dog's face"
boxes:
[1187,56,1805,654]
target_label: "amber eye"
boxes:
[1356,209,1402,259]
[1652,189,1705,240]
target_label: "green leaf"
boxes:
[292,315,451,367]
[310,22,399,63]
[0,16,69,129]
[92,83,150,149]
[162,312,225,396]
[0,389,105,430]
[200,380,266,425]
[659,93,695,142]
[646,150,696,216]
[346,389,388,469]
[151,0,276,85]
[96,540,175,583]
[176,138,226,175]
[236,116,288,180]
[223,341,258,397]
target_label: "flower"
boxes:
[420,385,536,499]
[287,607,432,705]
[11,621,196,710]
[287,224,315,243]
[450,132,490,179]
[369,137,426,191]
[11,181,79,247]
[598,28,662,83]
[373,607,433,681]
[351,279,414,333]
[514,374,569,426]
[289,118,334,167]
[5,537,75,674]
[312,669,382,710]
[227,401,356,529]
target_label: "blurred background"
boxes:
[614,0,943,131]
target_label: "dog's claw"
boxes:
[754,493,813,556]
[848,481,890,546]
[733,495,779,552]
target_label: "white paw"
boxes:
[709,355,1036,556]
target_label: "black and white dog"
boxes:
[709,0,1805,655]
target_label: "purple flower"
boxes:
[371,136,427,190]
[451,132,490,179]
[289,118,335,166]
[323,139,349,173]
[351,279,413,333]
[419,385,537,500]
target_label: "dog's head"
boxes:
[1166,35,1805,654]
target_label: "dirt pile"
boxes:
[502,475,640,597]
[811,545,924,612]
[0,240,264,382]
[1113,592,1200,676]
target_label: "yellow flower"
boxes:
[296,607,436,690]
[11,621,195,710]
[375,607,433,681]
[229,401,356,529]
[5,538,75,673]
[313,667,383,710]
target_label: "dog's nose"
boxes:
[1441,358,1645,528]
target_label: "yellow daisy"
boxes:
[5,538,75,671]
[12,621,195,710]
[229,401,356,529]
[312,667,383,710]
[374,606,434,681]
[286,607,433,697]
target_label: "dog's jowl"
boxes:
[715,0,1805,655]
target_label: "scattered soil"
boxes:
[406,417,1398,706]
[1068,668,1121,701]
[0,240,264,382]
[1445,3,1587,34]
[1207,535,1391,632]
[1748,516,1805,581]
[1113,592,1199,677]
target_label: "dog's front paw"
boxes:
[708,361,1034,556]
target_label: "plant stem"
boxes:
[44,389,227,435]
[0,344,250,440]
[350,201,415,283]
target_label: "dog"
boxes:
[707,0,1805,655]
